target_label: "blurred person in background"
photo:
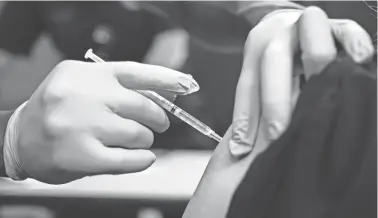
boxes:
[0,1,375,152]
[151,2,253,150]
[0,1,188,109]
[0,1,192,151]
[0,1,246,151]
[182,2,377,218]
[0,1,266,150]
[140,0,377,149]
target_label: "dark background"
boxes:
[0,1,376,218]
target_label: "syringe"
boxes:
[84,49,222,143]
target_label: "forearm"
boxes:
[183,11,300,218]
[0,110,14,177]
[183,127,270,218]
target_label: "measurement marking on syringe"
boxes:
[84,48,222,142]
[170,105,178,113]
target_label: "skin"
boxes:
[182,6,374,218]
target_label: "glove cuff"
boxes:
[4,101,29,180]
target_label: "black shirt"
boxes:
[227,56,377,218]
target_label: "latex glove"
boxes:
[182,11,300,218]
[182,7,374,218]
[230,7,375,158]
[3,60,199,184]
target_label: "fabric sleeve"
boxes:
[227,56,377,218]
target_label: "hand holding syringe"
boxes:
[85,49,222,142]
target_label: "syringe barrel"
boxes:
[84,49,222,141]
[136,90,212,136]
[136,90,174,111]
[171,107,213,136]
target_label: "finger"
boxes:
[298,6,337,79]
[86,138,156,175]
[229,12,302,158]
[106,86,170,133]
[229,45,262,158]
[261,25,297,140]
[155,90,177,102]
[108,61,199,95]
[330,19,375,63]
[93,113,154,149]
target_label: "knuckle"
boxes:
[43,61,86,104]
[119,61,140,72]
[343,19,359,29]
[303,6,327,16]
[42,84,67,105]
[125,61,139,67]
[55,60,78,70]
[44,113,70,136]
[302,49,337,63]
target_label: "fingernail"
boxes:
[229,140,253,158]
[178,74,200,95]
[151,153,157,163]
[188,75,200,94]
[353,48,370,63]
[268,121,284,140]
[351,40,373,63]
[228,120,256,158]
[165,114,170,129]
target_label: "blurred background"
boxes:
[0,1,253,151]
[0,1,376,218]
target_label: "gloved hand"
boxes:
[229,6,375,158]
[3,60,199,184]
[182,6,374,218]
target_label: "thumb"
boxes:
[330,19,374,64]
[108,62,199,95]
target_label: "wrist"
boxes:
[3,101,29,180]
